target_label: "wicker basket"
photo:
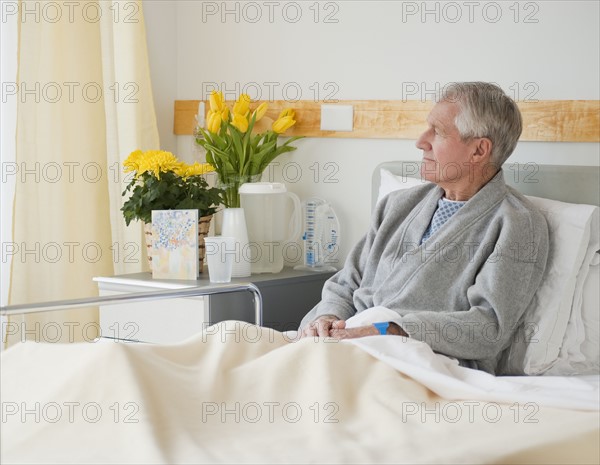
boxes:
[144,214,213,274]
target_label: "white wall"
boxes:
[144,0,178,154]
[144,0,600,266]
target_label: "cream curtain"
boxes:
[5,0,159,346]
[100,0,160,275]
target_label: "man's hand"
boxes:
[329,325,379,340]
[330,322,409,340]
[301,315,346,338]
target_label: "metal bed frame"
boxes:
[0,284,263,326]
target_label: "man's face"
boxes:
[416,100,477,184]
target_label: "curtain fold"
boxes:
[5,0,159,347]
[100,0,160,275]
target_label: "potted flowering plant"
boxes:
[194,91,303,208]
[121,149,225,271]
[121,149,224,225]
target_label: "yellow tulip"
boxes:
[272,115,296,134]
[232,113,249,133]
[209,91,225,112]
[278,108,295,119]
[205,110,213,131]
[207,110,222,133]
[233,94,251,116]
[252,102,268,122]
[221,106,230,122]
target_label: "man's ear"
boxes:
[471,137,493,163]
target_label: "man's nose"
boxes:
[416,130,430,151]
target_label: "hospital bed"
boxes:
[1,163,599,464]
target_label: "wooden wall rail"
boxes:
[174,100,600,142]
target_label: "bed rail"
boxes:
[0,283,263,326]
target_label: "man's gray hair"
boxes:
[440,82,522,167]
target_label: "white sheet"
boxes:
[288,307,600,411]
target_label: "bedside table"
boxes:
[93,267,335,343]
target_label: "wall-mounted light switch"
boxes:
[320,104,354,131]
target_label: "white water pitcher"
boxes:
[240,182,301,274]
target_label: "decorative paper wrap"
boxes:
[144,212,212,278]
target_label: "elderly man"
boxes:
[299,82,549,374]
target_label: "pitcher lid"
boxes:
[239,182,287,194]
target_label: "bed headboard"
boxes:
[372,162,600,208]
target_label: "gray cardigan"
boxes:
[300,170,549,374]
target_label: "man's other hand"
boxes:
[301,315,345,338]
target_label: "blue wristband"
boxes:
[373,322,389,335]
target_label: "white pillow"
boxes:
[377,168,429,204]
[580,254,600,368]
[545,208,599,375]
[500,198,598,375]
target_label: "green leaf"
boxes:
[281,135,305,147]
[258,146,298,173]
[210,131,228,150]
[206,151,215,166]
[227,123,244,171]
[244,112,257,158]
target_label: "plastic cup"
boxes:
[204,236,236,283]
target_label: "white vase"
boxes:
[220,208,252,278]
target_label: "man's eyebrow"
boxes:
[427,117,445,132]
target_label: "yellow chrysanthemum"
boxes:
[137,150,183,179]
[123,149,144,174]
[177,162,215,178]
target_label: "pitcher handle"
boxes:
[286,191,302,242]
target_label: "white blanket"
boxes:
[2,320,599,464]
